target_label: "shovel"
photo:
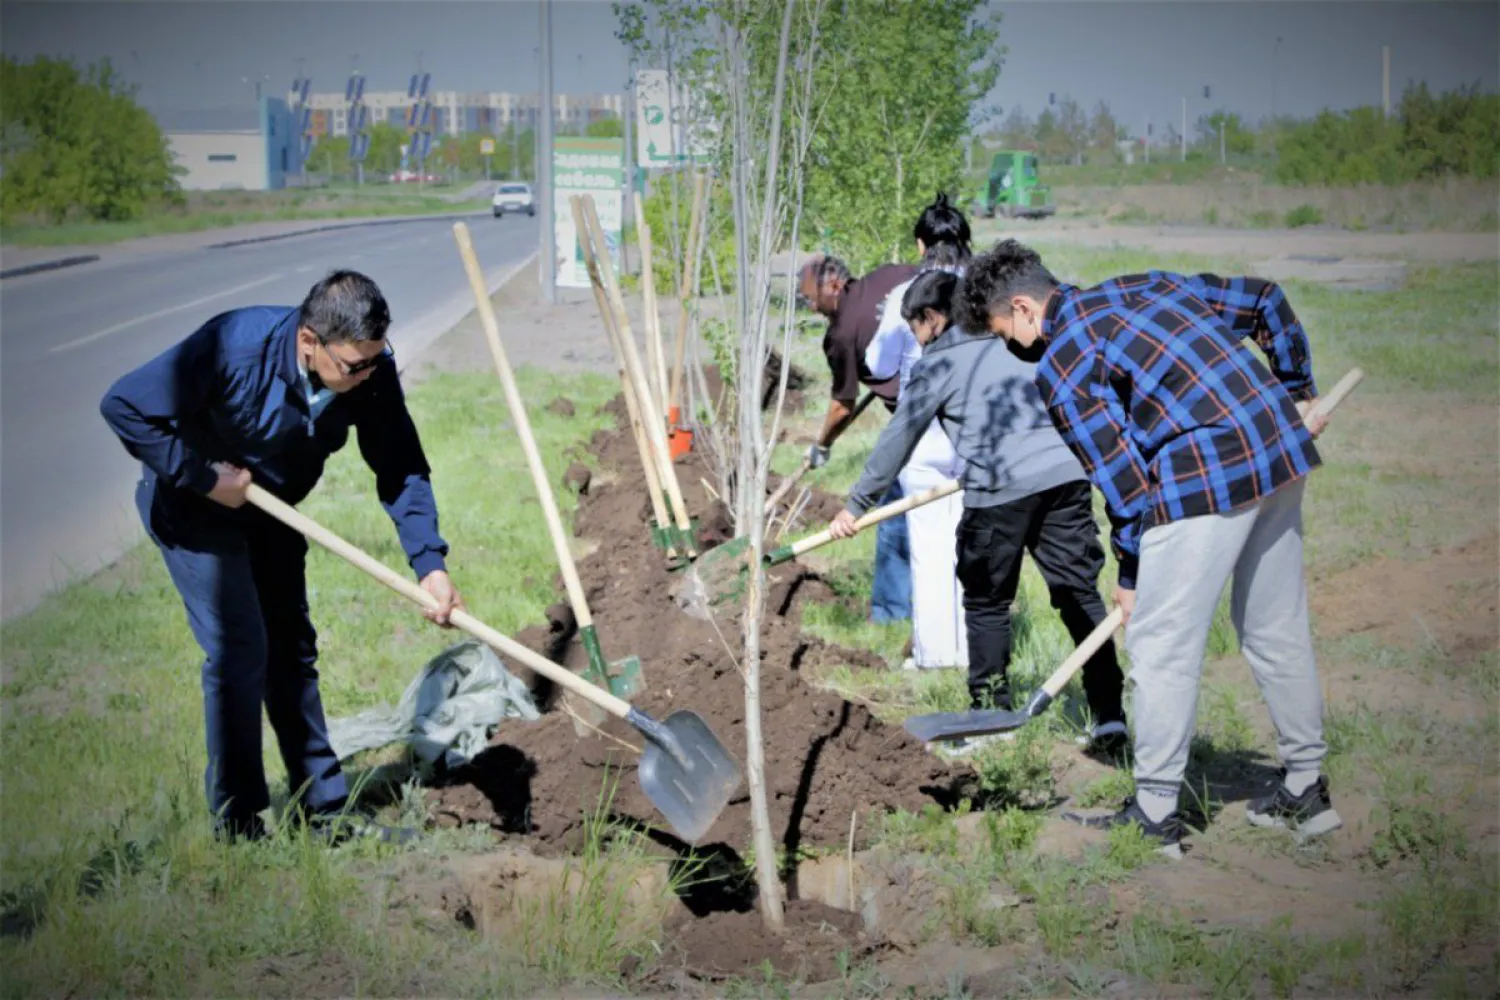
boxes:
[452,222,643,724]
[575,194,701,559]
[243,483,742,845]
[901,366,1367,744]
[675,479,962,619]
[571,202,682,562]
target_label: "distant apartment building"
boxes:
[296,90,623,138]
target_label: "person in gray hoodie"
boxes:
[829,269,1125,752]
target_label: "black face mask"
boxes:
[1006,337,1047,364]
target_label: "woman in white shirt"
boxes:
[866,193,973,671]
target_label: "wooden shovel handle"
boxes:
[1309,367,1363,420]
[452,222,594,631]
[1040,607,1125,700]
[577,194,698,554]
[784,479,962,560]
[668,170,709,416]
[633,198,669,413]
[567,201,675,551]
[244,484,633,720]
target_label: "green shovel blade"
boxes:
[579,626,645,701]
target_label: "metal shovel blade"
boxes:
[631,708,742,844]
[903,706,1030,744]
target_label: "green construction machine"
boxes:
[971,150,1056,219]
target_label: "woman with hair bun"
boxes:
[856,192,974,672]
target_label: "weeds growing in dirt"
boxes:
[1075,771,1136,808]
[973,725,1057,810]
[515,770,692,984]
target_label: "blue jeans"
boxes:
[136,475,348,830]
[870,480,912,622]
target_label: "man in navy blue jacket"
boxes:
[101,270,462,843]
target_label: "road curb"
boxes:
[0,254,101,280]
[206,210,491,249]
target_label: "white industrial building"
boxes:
[154,99,298,191]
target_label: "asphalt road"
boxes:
[0,212,540,620]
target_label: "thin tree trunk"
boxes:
[728,0,798,935]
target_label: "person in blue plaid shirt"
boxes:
[955,239,1342,858]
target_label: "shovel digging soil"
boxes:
[243,483,742,845]
[452,222,643,729]
[902,367,1368,745]
[674,479,962,620]
[424,384,967,852]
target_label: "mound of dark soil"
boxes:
[660,898,874,983]
[427,385,966,856]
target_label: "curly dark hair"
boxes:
[812,254,852,286]
[953,239,1058,334]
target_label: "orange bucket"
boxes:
[667,405,693,459]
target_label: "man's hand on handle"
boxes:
[420,570,464,628]
[208,462,252,508]
[829,509,860,540]
[1114,585,1135,630]
[1296,397,1329,438]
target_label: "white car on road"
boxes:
[492,182,536,218]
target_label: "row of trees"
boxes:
[1277,82,1499,185]
[984,81,1499,184]
[1,56,180,222]
[621,0,999,276]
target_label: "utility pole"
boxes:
[1145,117,1151,163]
[1180,96,1187,162]
[539,0,557,304]
[1382,45,1391,117]
[623,62,635,271]
[1220,120,1226,163]
[1272,36,1282,157]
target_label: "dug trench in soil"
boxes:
[427,377,971,862]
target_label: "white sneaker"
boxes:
[899,657,919,672]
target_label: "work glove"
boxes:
[806,443,831,470]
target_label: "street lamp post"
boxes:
[539,1,556,304]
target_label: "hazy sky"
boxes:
[2,0,1495,130]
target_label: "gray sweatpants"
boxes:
[1127,478,1327,806]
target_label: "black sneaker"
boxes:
[1074,720,1129,759]
[1062,797,1185,859]
[1246,773,1342,838]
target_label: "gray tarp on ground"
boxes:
[327,639,540,769]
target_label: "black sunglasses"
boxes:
[320,339,393,377]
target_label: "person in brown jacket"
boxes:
[798,254,919,622]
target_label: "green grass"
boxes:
[0,366,621,995]
[4,234,1496,995]
[2,186,489,247]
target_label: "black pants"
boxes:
[955,481,1124,723]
